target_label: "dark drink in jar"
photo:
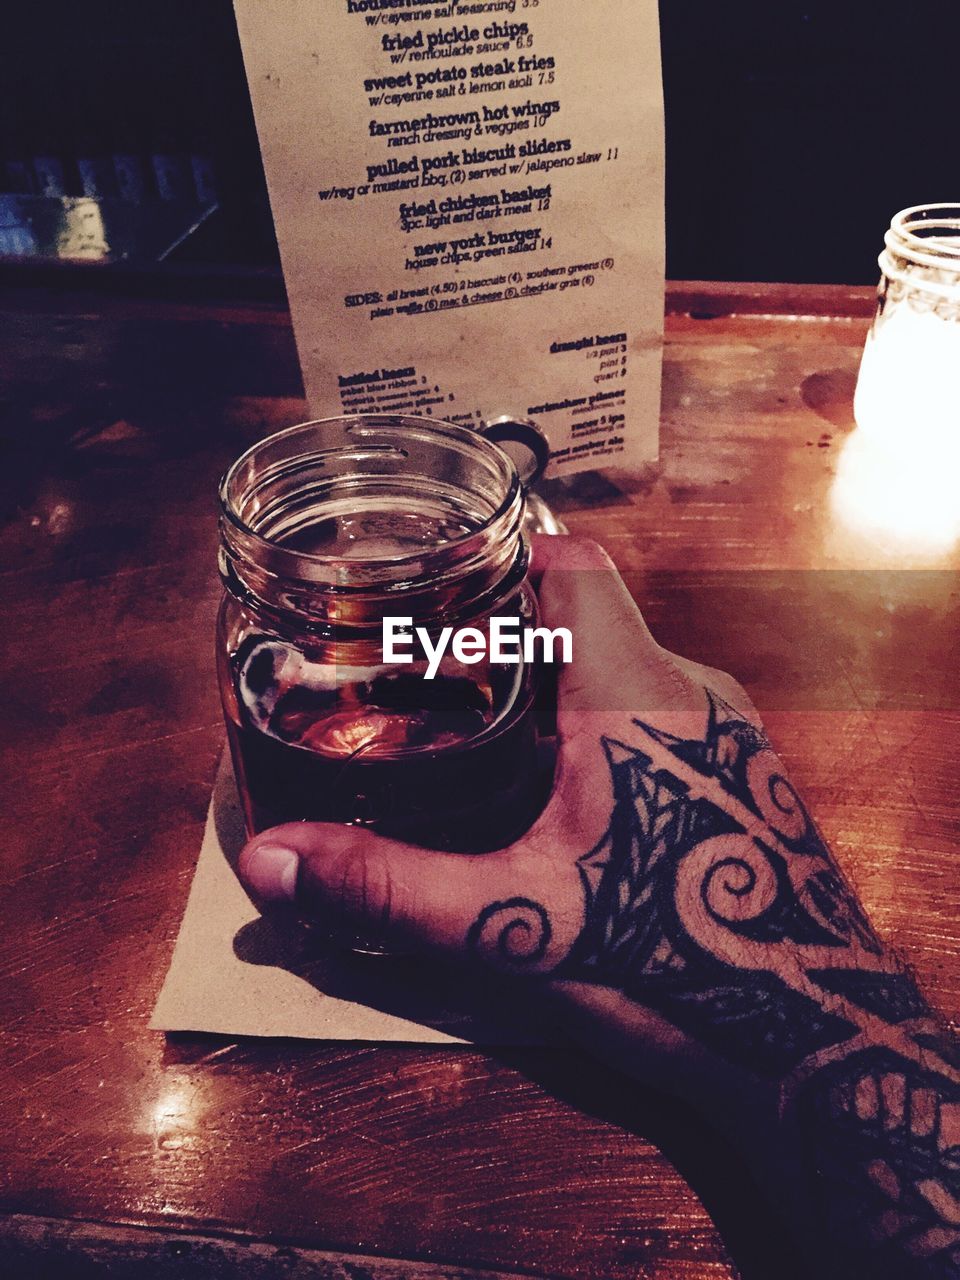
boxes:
[217,415,550,871]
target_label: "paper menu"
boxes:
[233,0,665,475]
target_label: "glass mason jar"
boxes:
[854,204,960,463]
[217,414,550,856]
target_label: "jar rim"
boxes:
[885,204,960,271]
[219,412,522,572]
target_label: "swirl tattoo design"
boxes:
[467,898,552,970]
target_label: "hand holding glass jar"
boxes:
[235,535,960,1280]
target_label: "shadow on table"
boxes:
[490,1046,806,1280]
[231,913,549,1046]
[214,761,549,1045]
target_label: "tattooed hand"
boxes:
[239,538,960,1280]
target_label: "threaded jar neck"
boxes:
[218,415,527,635]
[880,204,960,311]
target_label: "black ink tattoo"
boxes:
[806,969,933,1025]
[466,690,960,1275]
[796,1048,960,1275]
[467,898,552,969]
[555,694,883,1075]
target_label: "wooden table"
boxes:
[2,278,958,1280]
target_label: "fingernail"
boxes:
[240,844,300,901]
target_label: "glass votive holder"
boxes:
[854,204,960,465]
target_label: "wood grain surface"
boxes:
[1,278,957,1280]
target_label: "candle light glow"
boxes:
[838,204,960,550]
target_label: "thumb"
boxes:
[238,822,575,968]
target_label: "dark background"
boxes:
[1,1,957,284]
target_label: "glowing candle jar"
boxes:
[854,205,960,468]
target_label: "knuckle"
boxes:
[327,849,396,927]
